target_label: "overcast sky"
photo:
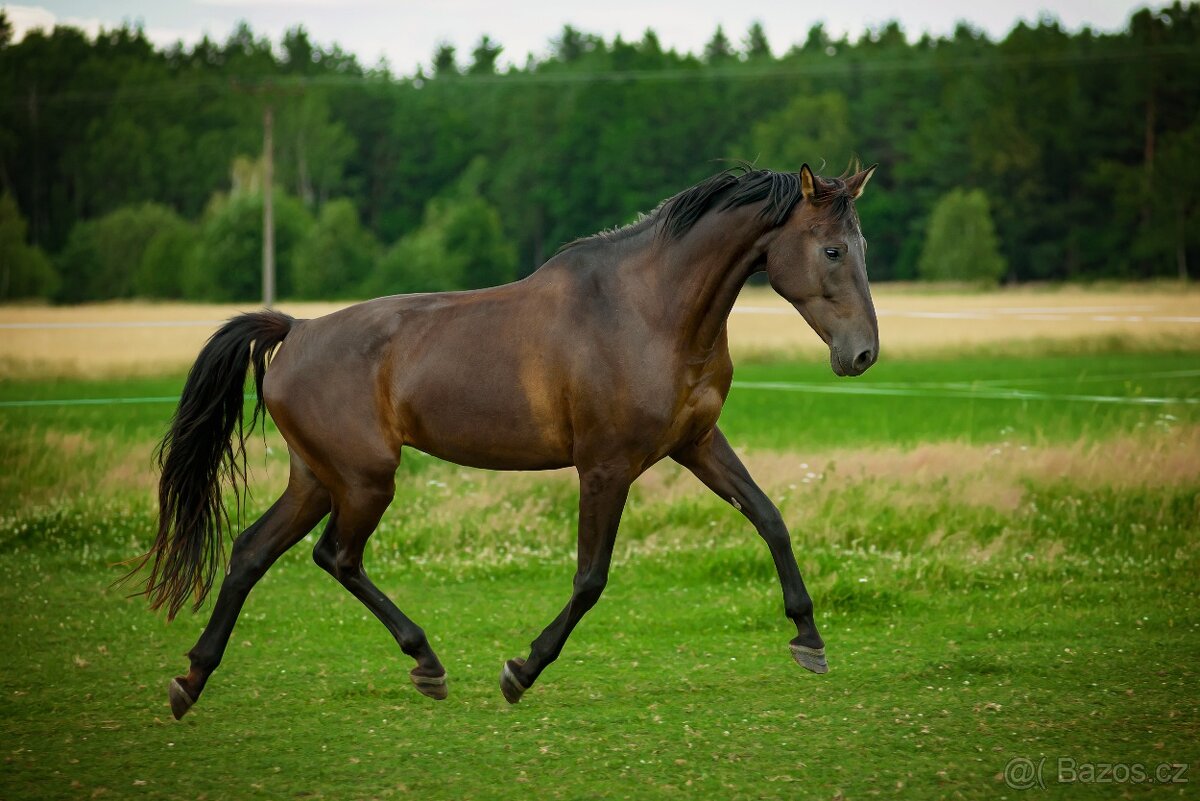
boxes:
[5,1,1163,74]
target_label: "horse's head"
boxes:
[763,164,879,377]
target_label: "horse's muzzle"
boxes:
[831,344,877,377]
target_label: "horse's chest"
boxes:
[657,364,729,446]
[680,379,725,432]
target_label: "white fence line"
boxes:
[3,381,1196,410]
[730,381,1199,406]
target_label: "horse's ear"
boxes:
[799,163,817,201]
[847,164,878,200]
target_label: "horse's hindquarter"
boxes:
[263,300,416,478]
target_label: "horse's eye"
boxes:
[824,248,841,261]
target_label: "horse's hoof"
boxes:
[500,658,528,704]
[790,643,829,674]
[168,677,195,720]
[410,670,448,701]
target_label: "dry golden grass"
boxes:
[729,282,1200,361]
[1,284,1197,378]
[11,421,1198,523]
[0,301,349,378]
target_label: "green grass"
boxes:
[723,350,1200,449]
[2,350,1197,441]
[1,350,1198,799]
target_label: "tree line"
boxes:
[0,6,1197,303]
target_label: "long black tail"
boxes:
[130,310,295,620]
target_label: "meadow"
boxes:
[1,289,1198,799]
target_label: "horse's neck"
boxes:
[636,211,771,355]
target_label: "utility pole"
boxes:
[262,104,276,308]
[28,85,40,246]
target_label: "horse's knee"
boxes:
[756,517,795,556]
[573,572,607,608]
[761,504,786,530]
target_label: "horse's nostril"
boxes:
[854,349,874,371]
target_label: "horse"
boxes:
[134,163,880,719]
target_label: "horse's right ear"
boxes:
[799,164,817,201]
[846,164,877,199]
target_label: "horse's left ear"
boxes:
[846,164,878,200]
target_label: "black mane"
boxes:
[560,166,856,254]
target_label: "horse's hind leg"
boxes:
[169,456,330,719]
[312,475,447,700]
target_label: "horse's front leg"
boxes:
[500,462,632,703]
[672,426,828,674]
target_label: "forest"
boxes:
[0,4,1197,302]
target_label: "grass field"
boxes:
[1,295,1199,799]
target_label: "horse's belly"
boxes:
[400,393,574,471]
[408,433,573,471]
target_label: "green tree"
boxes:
[798,22,832,54]
[1114,115,1200,280]
[364,162,516,296]
[291,198,378,298]
[746,92,853,172]
[368,218,454,295]
[2,13,1199,287]
[1152,118,1200,279]
[187,191,313,301]
[0,193,58,300]
[432,42,457,76]
[704,25,734,64]
[743,22,771,60]
[275,90,356,207]
[55,203,186,302]
[136,219,199,298]
[918,188,1007,284]
[469,35,503,75]
[552,25,589,63]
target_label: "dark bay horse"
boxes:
[136,164,879,719]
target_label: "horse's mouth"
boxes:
[830,348,848,377]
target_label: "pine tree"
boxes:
[469,35,502,75]
[704,25,734,64]
[432,42,457,76]
[744,22,771,60]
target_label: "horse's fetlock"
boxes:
[400,628,430,658]
[186,648,220,675]
[787,597,815,621]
